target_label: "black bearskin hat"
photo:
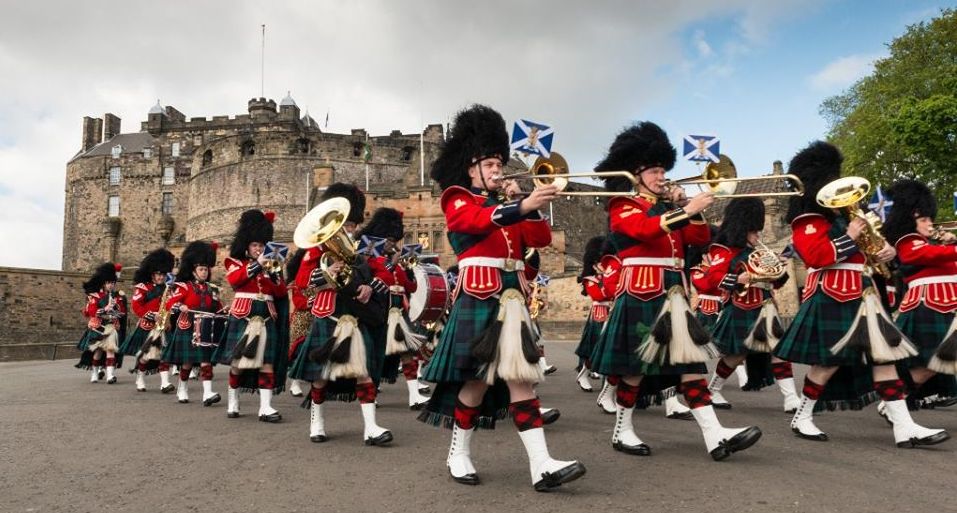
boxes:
[597,121,676,192]
[715,198,766,248]
[229,209,275,259]
[882,179,937,244]
[358,207,404,240]
[176,241,217,282]
[685,225,719,269]
[321,182,366,224]
[579,236,608,282]
[83,262,120,294]
[785,141,843,222]
[430,104,510,190]
[285,248,306,283]
[133,248,175,285]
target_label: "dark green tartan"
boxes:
[161,313,216,365]
[417,272,519,430]
[213,299,289,393]
[695,311,720,331]
[711,297,769,356]
[895,304,954,366]
[75,329,125,370]
[118,326,151,357]
[774,285,878,411]
[589,270,708,378]
[574,318,604,360]
[287,311,378,402]
[76,329,99,352]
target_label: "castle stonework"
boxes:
[64,97,606,276]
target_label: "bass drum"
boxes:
[409,263,450,324]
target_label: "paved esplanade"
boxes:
[2,341,953,513]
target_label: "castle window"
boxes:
[111,145,122,158]
[353,142,363,157]
[240,140,255,157]
[108,195,120,217]
[109,167,121,186]
[402,146,414,161]
[193,135,203,146]
[202,149,213,167]
[142,148,152,159]
[162,167,175,185]
[161,192,174,215]
[171,142,180,157]
[297,138,310,154]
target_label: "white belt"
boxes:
[807,263,865,273]
[622,257,684,268]
[233,292,274,301]
[697,294,723,301]
[458,257,525,271]
[907,276,957,287]
[592,301,612,307]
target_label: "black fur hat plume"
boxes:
[430,104,510,190]
[882,179,937,244]
[229,210,275,259]
[715,198,766,248]
[133,248,175,285]
[597,121,676,193]
[84,262,120,294]
[579,236,608,282]
[785,141,843,222]
[176,241,217,282]
[358,207,404,240]
[321,182,366,224]
[285,248,306,283]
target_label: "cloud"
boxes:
[808,53,886,92]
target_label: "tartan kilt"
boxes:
[367,323,388,386]
[119,326,152,357]
[287,313,376,401]
[574,318,604,360]
[711,305,762,356]
[418,271,520,430]
[381,354,402,384]
[213,299,289,393]
[76,329,99,352]
[695,311,720,332]
[161,320,214,365]
[894,304,954,367]
[75,329,125,370]
[589,271,708,378]
[774,291,864,366]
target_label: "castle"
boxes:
[62,96,609,275]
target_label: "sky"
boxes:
[0,0,953,270]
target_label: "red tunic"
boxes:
[583,276,613,322]
[85,290,127,330]
[166,281,223,330]
[690,262,727,315]
[131,282,167,330]
[224,256,287,319]
[791,214,867,303]
[895,233,957,314]
[699,244,785,311]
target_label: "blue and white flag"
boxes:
[265,242,289,262]
[510,119,554,158]
[165,272,176,286]
[867,185,894,222]
[535,274,550,287]
[953,191,957,216]
[400,243,423,259]
[682,134,720,163]
[446,270,459,287]
[357,235,387,257]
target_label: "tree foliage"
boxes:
[821,9,957,219]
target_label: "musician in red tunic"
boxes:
[76,263,127,383]
[119,249,175,392]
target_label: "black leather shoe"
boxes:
[897,431,950,448]
[259,412,282,423]
[450,472,480,485]
[710,426,762,461]
[543,365,558,376]
[178,399,189,404]
[310,434,329,443]
[418,385,431,395]
[202,394,221,407]
[161,384,175,394]
[612,441,651,456]
[666,411,694,421]
[409,402,427,411]
[712,402,732,410]
[542,409,561,425]
[792,427,829,441]
[107,377,117,385]
[97,369,106,380]
[364,431,394,446]
[533,461,587,491]
[226,411,240,419]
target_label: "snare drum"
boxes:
[192,312,229,348]
[409,263,450,324]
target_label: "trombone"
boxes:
[499,152,638,197]
[662,155,805,199]
[931,220,957,242]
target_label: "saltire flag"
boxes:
[165,272,176,286]
[510,119,554,158]
[867,185,894,222]
[953,191,957,216]
[446,270,459,288]
[357,235,387,257]
[682,134,720,163]
[400,243,423,259]
[535,274,550,287]
[265,242,289,262]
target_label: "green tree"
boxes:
[821,9,957,219]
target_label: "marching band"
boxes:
[72,108,955,491]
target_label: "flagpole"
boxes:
[364,132,370,191]
[260,24,265,97]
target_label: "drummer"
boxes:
[163,241,224,406]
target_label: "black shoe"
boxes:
[418,386,431,395]
[792,427,829,441]
[666,411,694,421]
[533,461,587,492]
[364,430,394,446]
[107,377,117,385]
[897,431,950,448]
[409,402,427,411]
[450,472,480,485]
[259,412,282,423]
[136,387,147,393]
[710,426,762,461]
[161,384,175,394]
[178,398,189,404]
[97,369,106,380]
[227,411,241,419]
[542,409,561,425]
[203,394,221,407]
[922,396,957,409]
[543,365,558,376]
[712,402,732,410]
[310,434,329,443]
[612,441,652,456]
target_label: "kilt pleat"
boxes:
[212,299,289,394]
[895,304,954,366]
[774,292,864,366]
[711,305,762,356]
[574,318,604,360]
[287,311,377,401]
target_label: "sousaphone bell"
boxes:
[293,197,357,289]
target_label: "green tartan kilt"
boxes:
[119,326,156,357]
[212,299,290,393]
[287,314,377,398]
[774,290,877,412]
[895,304,954,366]
[574,318,604,361]
[418,272,520,430]
[695,311,720,332]
[161,316,215,365]
[75,328,125,370]
[712,305,762,356]
[76,329,99,352]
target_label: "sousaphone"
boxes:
[293,197,357,288]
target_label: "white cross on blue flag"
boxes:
[510,119,554,158]
[535,274,550,287]
[265,242,289,262]
[953,191,957,216]
[357,235,387,257]
[682,134,720,163]
[867,185,894,222]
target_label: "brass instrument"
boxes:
[816,176,890,277]
[152,274,175,332]
[293,197,357,289]
[931,220,957,242]
[528,281,547,319]
[661,154,805,199]
[499,152,639,197]
[738,240,787,296]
